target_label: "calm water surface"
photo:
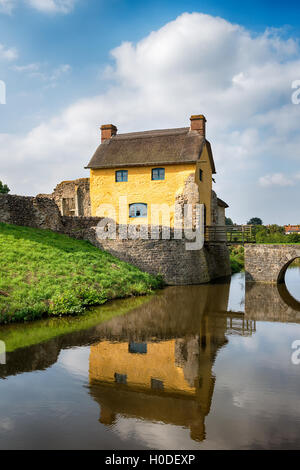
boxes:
[0,268,300,450]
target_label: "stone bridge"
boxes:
[245,244,300,283]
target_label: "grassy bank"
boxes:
[0,295,152,353]
[0,223,163,324]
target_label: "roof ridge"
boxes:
[86,127,216,171]
[114,127,189,140]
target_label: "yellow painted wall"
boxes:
[90,164,196,226]
[90,143,213,227]
[89,340,196,396]
[195,145,213,226]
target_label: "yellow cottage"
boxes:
[86,114,227,227]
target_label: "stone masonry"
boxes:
[0,194,231,286]
[0,194,62,231]
[245,244,300,283]
[61,222,231,285]
[38,178,91,217]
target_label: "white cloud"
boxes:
[0,0,76,14]
[11,62,71,85]
[58,346,90,379]
[0,0,14,14]
[49,63,71,81]
[1,12,300,223]
[26,0,76,13]
[11,63,40,72]
[259,173,295,187]
[0,43,18,61]
[114,417,202,450]
[0,417,14,431]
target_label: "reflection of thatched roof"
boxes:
[86,128,216,173]
[89,381,209,442]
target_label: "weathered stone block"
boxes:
[245,244,300,283]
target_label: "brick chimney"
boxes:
[101,124,117,143]
[190,115,206,137]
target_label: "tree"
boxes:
[247,217,263,226]
[287,233,300,243]
[268,224,285,235]
[225,217,233,226]
[0,181,10,194]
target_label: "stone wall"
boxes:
[61,215,103,237]
[59,221,231,285]
[0,194,62,231]
[0,194,231,286]
[245,244,300,283]
[38,178,91,217]
[217,205,226,226]
[211,191,218,225]
[209,191,226,241]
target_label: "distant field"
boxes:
[0,223,163,324]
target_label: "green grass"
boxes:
[0,223,163,324]
[229,246,244,273]
[0,295,152,353]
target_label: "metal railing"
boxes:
[205,225,256,245]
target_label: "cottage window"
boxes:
[114,373,127,384]
[129,203,147,218]
[115,170,128,182]
[129,342,147,354]
[152,168,165,181]
[151,378,164,391]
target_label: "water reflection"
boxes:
[245,278,300,322]
[284,264,300,303]
[88,284,255,443]
[1,269,300,449]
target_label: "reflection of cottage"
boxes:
[86,114,228,227]
[88,279,257,442]
[88,304,229,442]
[89,336,217,442]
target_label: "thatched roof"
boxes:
[86,127,216,173]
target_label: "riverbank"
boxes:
[0,295,153,353]
[0,223,163,324]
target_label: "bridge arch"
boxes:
[245,245,300,284]
[277,257,300,283]
[277,281,300,312]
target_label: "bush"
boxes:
[229,245,244,273]
[255,225,300,244]
[231,258,243,274]
[0,181,10,194]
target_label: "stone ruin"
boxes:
[38,178,91,217]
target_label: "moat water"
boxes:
[0,268,300,450]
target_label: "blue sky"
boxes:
[0,0,300,224]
